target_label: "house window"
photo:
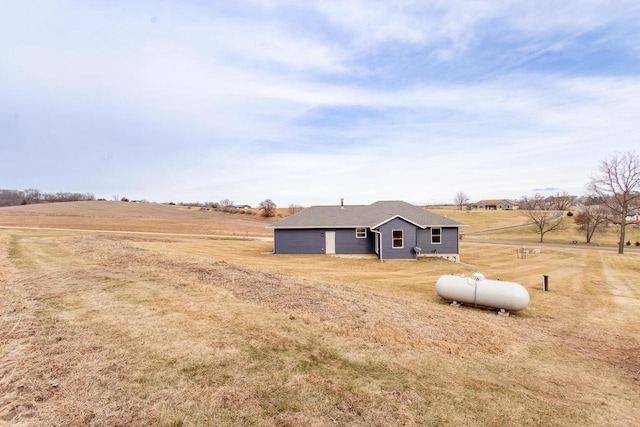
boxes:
[392,230,403,248]
[356,227,367,239]
[431,228,441,244]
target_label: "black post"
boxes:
[543,274,549,292]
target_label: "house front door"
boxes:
[325,231,335,254]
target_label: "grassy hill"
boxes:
[1,202,638,425]
[434,207,640,247]
[0,201,275,236]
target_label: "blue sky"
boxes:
[2,1,639,206]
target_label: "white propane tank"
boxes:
[436,273,530,311]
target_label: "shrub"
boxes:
[258,199,276,217]
[635,241,640,247]
[626,240,631,246]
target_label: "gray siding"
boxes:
[376,217,418,259]
[274,228,375,255]
[335,229,375,254]
[274,229,325,254]
[416,227,459,255]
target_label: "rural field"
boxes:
[1,202,639,426]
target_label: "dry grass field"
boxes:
[0,201,274,237]
[436,207,640,247]
[1,202,639,426]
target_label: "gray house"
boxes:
[268,201,465,261]
[474,199,520,210]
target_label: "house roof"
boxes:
[476,199,519,206]
[269,201,465,229]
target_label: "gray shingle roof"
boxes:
[269,201,465,229]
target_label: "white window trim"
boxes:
[392,229,404,249]
[431,227,442,244]
[355,227,367,239]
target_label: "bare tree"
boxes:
[453,191,470,210]
[549,192,576,210]
[574,204,610,244]
[218,199,235,213]
[259,199,277,217]
[0,189,24,207]
[288,204,303,215]
[23,188,42,204]
[588,151,640,254]
[521,193,564,243]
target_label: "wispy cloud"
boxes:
[1,1,639,205]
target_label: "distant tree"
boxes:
[120,197,129,202]
[23,188,42,204]
[521,193,564,243]
[288,204,303,215]
[548,192,576,210]
[453,191,470,210]
[0,188,94,206]
[218,199,235,212]
[0,189,24,207]
[518,195,535,210]
[518,193,540,211]
[588,151,640,254]
[259,199,277,217]
[574,204,610,244]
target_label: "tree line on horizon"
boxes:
[175,198,280,218]
[0,188,95,207]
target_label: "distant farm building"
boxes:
[268,200,465,261]
[474,199,520,210]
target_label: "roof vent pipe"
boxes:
[340,198,344,209]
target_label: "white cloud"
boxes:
[309,0,639,60]
[1,1,639,205]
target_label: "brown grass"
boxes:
[0,201,275,237]
[439,208,640,247]
[431,207,530,234]
[1,203,639,426]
